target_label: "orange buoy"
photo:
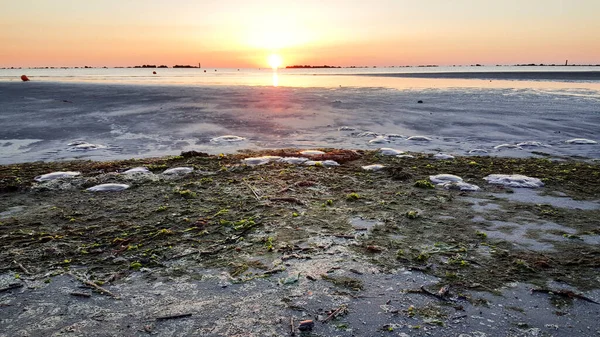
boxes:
[21,75,30,81]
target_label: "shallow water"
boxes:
[0,78,599,164]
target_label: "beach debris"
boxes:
[484,174,544,188]
[162,167,194,175]
[468,149,489,154]
[433,153,455,160]
[21,75,30,81]
[356,131,379,137]
[300,150,326,156]
[565,138,597,144]
[298,320,315,332]
[441,181,481,191]
[407,136,432,142]
[34,171,81,182]
[362,164,385,171]
[68,272,120,299]
[156,313,193,321]
[278,157,308,164]
[379,148,404,156]
[494,143,521,150]
[210,135,246,143]
[86,183,130,192]
[122,167,151,174]
[530,288,600,305]
[242,156,282,166]
[517,141,545,148]
[429,174,463,184]
[323,304,349,322]
[304,160,340,167]
[338,126,356,131]
[0,283,23,293]
[368,136,390,144]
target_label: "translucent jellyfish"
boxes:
[468,149,488,154]
[278,157,309,165]
[34,171,81,182]
[441,181,480,191]
[429,174,463,184]
[517,141,544,148]
[300,150,326,156]
[369,136,389,144]
[362,164,385,171]
[484,174,544,188]
[304,160,340,167]
[162,167,194,175]
[210,135,246,143]
[87,183,130,192]
[122,167,151,174]
[242,156,282,166]
[407,136,432,142]
[356,132,379,137]
[433,153,455,160]
[379,148,405,156]
[494,144,521,150]
[565,138,597,144]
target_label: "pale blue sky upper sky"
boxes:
[1,0,599,67]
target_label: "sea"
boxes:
[0,66,599,164]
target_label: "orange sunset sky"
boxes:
[1,0,599,68]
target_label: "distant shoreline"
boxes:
[354,71,600,81]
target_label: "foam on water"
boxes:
[338,126,355,131]
[494,144,521,150]
[162,167,194,175]
[356,132,379,137]
[362,164,385,171]
[34,171,81,182]
[242,156,282,166]
[379,148,404,156]
[429,174,463,184]
[565,138,597,144]
[484,174,544,188]
[86,183,130,192]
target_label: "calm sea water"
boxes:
[1,66,600,89]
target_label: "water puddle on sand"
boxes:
[0,206,27,219]
[491,189,600,210]
[349,217,384,231]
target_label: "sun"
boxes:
[268,54,283,69]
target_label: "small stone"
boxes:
[417,100,423,103]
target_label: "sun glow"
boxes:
[268,54,283,69]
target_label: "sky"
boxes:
[1,0,599,68]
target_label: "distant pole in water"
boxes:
[565,60,568,66]
[199,62,201,68]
